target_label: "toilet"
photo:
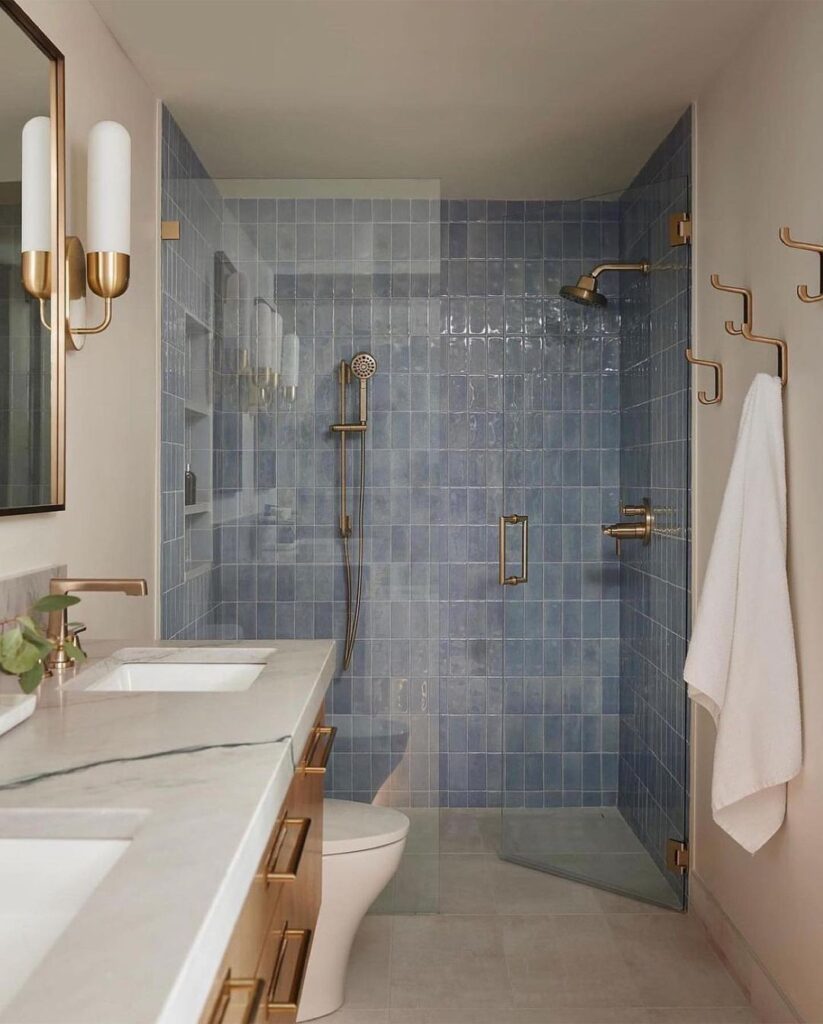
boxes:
[297,799,410,1021]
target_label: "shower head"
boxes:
[560,276,607,307]
[350,351,377,380]
[559,261,650,308]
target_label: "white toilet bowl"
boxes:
[297,799,409,1022]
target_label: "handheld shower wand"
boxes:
[330,352,377,669]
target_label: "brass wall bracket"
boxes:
[666,838,689,874]
[669,212,692,247]
[779,226,823,302]
[685,348,723,405]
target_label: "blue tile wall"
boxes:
[215,193,443,808]
[617,108,691,895]
[443,199,623,809]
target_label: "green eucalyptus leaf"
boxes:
[0,626,23,662]
[62,641,86,664]
[20,627,52,657]
[18,662,44,694]
[31,594,81,614]
[2,639,42,676]
[15,615,38,633]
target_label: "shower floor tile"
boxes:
[319,811,755,1024]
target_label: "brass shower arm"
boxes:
[589,261,650,279]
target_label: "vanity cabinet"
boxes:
[198,716,335,1024]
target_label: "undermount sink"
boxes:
[69,648,276,693]
[0,837,129,1011]
[86,662,266,692]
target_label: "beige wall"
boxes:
[693,4,823,1019]
[0,0,158,637]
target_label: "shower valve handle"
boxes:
[602,498,653,557]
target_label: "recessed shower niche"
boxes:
[184,313,213,578]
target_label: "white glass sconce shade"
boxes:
[282,333,299,389]
[87,120,131,254]
[272,310,283,376]
[256,302,272,369]
[21,116,50,252]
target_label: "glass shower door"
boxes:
[499,184,690,910]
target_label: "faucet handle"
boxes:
[621,503,647,518]
[66,621,86,654]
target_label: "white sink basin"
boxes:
[0,837,129,1011]
[86,662,266,692]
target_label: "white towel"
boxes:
[684,373,801,854]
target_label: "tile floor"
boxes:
[320,811,756,1024]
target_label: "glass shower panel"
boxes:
[213,182,442,913]
[500,180,690,910]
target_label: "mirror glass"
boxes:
[0,4,62,513]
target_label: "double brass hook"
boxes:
[710,274,787,386]
[778,226,823,303]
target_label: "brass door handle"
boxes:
[207,971,264,1024]
[266,925,312,1013]
[299,725,337,774]
[265,816,311,883]
[498,514,529,586]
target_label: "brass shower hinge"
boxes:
[161,220,181,241]
[666,838,690,874]
[669,212,692,247]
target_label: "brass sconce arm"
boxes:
[22,238,129,350]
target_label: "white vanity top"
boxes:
[0,638,336,1024]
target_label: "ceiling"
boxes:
[91,0,771,198]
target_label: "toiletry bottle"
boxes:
[185,464,197,506]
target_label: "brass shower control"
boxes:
[602,498,653,557]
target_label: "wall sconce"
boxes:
[21,118,131,351]
[240,298,284,411]
[281,332,299,401]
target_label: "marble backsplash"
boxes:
[0,565,65,622]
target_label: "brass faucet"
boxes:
[46,577,148,670]
[602,499,654,556]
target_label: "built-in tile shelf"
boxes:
[184,502,210,518]
[184,561,211,582]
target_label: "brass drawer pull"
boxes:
[208,970,264,1024]
[266,816,311,882]
[267,925,312,1013]
[300,725,337,774]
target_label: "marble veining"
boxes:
[0,638,335,1024]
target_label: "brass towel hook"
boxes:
[778,226,823,302]
[685,349,723,405]
[710,274,752,335]
[740,321,788,386]
[710,273,787,386]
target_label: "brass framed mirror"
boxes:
[0,0,65,515]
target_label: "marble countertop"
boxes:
[0,638,336,1024]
